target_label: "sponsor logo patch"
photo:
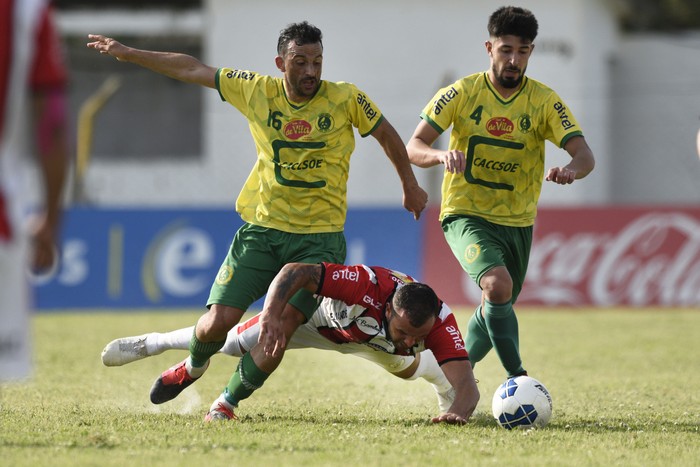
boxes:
[433,86,459,115]
[486,117,515,137]
[225,69,256,81]
[284,119,312,140]
[332,269,360,282]
[356,93,378,121]
[445,325,465,350]
[553,102,575,130]
[355,317,381,336]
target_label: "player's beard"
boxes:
[494,64,527,89]
[293,76,320,98]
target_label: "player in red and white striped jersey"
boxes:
[0,0,68,381]
[103,262,480,424]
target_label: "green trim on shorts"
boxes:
[208,223,346,319]
[441,215,532,304]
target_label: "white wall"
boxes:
[64,0,617,207]
[201,0,614,207]
[609,33,700,204]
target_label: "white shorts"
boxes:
[221,313,415,374]
[0,229,32,381]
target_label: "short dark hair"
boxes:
[277,21,323,56]
[487,6,539,43]
[392,282,440,328]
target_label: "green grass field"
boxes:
[1,308,698,466]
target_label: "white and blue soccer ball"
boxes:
[492,376,553,429]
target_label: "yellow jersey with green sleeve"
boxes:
[215,67,384,234]
[420,72,583,227]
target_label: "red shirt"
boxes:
[313,262,469,364]
[0,1,67,139]
[0,0,66,240]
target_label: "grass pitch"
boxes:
[1,308,698,466]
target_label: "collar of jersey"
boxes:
[483,72,528,105]
[283,80,323,110]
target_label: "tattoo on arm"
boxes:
[272,264,322,303]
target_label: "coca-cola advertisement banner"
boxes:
[422,206,700,308]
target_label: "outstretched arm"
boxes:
[259,263,323,357]
[371,119,428,220]
[431,360,480,425]
[407,119,466,174]
[545,135,595,184]
[86,34,217,88]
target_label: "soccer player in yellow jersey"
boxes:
[407,7,595,379]
[87,22,427,421]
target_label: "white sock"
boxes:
[147,326,194,355]
[210,392,236,411]
[409,350,451,392]
[184,356,210,378]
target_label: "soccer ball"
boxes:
[492,376,553,429]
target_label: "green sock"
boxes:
[225,352,270,406]
[188,331,225,368]
[465,306,492,366]
[483,299,525,377]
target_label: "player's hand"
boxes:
[86,34,129,61]
[403,182,428,220]
[439,150,466,174]
[545,166,576,184]
[27,213,59,275]
[431,412,468,425]
[258,310,287,357]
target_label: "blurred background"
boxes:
[30,0,700,309]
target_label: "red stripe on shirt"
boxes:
[30,3,67,91]
[0,0,14,140]
[0,189,13,241]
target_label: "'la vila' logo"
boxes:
[486,117,514,137]
[284,120,312,140]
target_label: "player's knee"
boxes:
[480,267,512,303]
[199,305,246,340]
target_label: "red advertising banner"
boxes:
[422,206,700,308]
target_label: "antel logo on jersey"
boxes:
[433,86,458,115]
[225,69,256,81]
[284,120,312,140]
[445,325,465,351]
[486,117,515,137]
[553,102,575,130]
[357,93,378,121]
[332,269,360,282]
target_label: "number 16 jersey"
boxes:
[216,68,384,234]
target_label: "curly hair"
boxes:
[487,6,539,42]
[392,282,440,328]
[277,21,323,56]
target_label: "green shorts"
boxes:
[208,223,346,319]
[442,215,532,304]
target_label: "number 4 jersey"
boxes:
[421,72,584,227]
[216,68,384,234]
